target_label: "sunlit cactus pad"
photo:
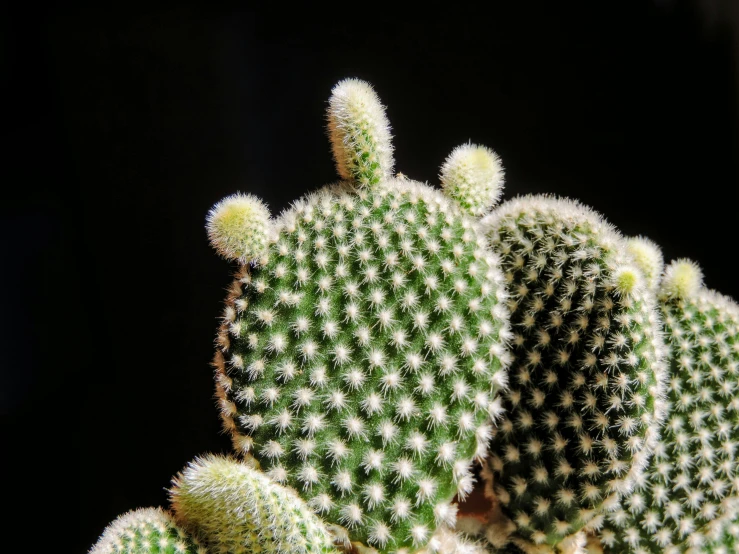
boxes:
[215,178,509,553]
[480,196,666,549]
[89,508,205,554]
[595,269,739,554]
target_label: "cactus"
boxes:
[89,507,206,554]
[170,455,339,554]
[208,78,512,554]
[589,259,739,554]
[478,196,668,552]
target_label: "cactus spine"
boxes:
[479,196,667,552]
[89,508,205,554]
[591,259,739,554]
[210,79,511,554]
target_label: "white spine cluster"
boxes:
[89,507,206,554]
[328,79,394,187]
[170,455,338,554]
[480,195,667,550]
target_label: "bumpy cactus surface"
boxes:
[591,260,739,554]
[89,507,205,554]
[479,196,667,551]
[170,455,338,554]
[209,79,511,554]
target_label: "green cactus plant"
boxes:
[588,259,739,554]
[89,507,206,554]
[477,196,668,552]
[207,78,512,554]
[170,455,340,554]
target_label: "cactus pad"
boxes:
[210,80,511,554]
[89,508,205,554]
[480,196,667,549]
[594,267,739,554]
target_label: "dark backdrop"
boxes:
[3,4,738,553]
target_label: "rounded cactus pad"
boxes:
[170,455,338,554]
[89,507,205,554]
[480,196,667,549]
[594,281,739,554]
[214,178,511,554]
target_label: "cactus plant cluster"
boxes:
[87,79,738,554]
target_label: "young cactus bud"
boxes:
[327,78,394,187]
[170,455,339,554]
[659,258,703,301]
[440,144,505,217]
[591,261,739,553]
[480,196,667,551]
[625,236,664,293]
[88,507,205,554]
[206,193,271,264]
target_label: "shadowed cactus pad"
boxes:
[592,262,739,554]
[480,196,667,551]
[170,455,338,554]
[89,507,205,554]
[209,79,511,554]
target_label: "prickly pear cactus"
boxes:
[478,196,667,552]
[170,455,339,554]
[89,508,205,554]
[591,259,739,554]
[208,79,511,554]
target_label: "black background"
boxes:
[3,4,738,553]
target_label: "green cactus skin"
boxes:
[591,272,739,554]
[479,196,667,551]
[88,508,206,554]
[209,79,510,554]
[170,455,339,554]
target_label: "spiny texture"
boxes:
[328,78,394,187]
[593,278,739,554]
[89,508,206,554]
[214,179,510,554]
[170,455,337,554]
[480,196,667,549]
[440,144,504,218]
